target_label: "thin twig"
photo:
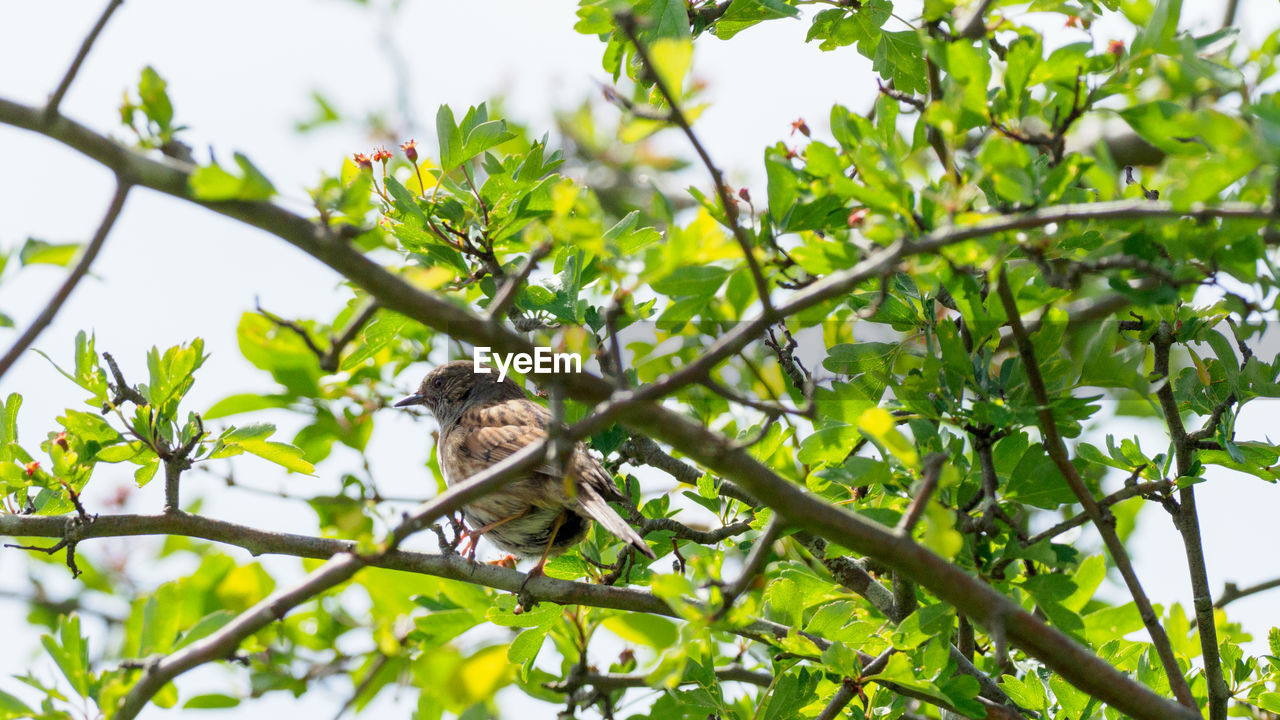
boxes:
[955,0,997,38]
[896,453,947,534]
[1222,0,1240,28]
[0,181,129,383]
[322,300,381,372]
[1215,577,1280,610]
[1152,323,1230,720]
[1022,479,1170,547]
[44,0,124,120]
[616,13,773,314]
[487,241,552,323]
[715,516,784,619]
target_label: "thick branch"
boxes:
[997,269,1197,711]
[0,182,129,382]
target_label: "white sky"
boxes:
[1,1,1278,718]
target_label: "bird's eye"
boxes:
[432,378,443,389]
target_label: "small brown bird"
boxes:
[395,360,655,572]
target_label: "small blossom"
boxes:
[24,461,40,477]
[783,146,799,160]
[1065,15,1080,27]
[1107,39,1125,58]
[738,187,751,203]
[789,118,810,137]
[847,208,868,227]
[353,153,372,170]
[372,147,392,164]
[400,139,418,162]
[54,432,68,450]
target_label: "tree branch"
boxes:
[548,664,771,694]
[114,433,556,718]
[0,181,129,383]
[896,453,947,534]
[1152,323,1230,720]
[715,515,783,618]
[1022,479,1172,547]
[486,241,552,323]
[616,13,773,314]
[44,0,124,120]
[996,268,1197,711]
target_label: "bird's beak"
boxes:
[393,393,426,408]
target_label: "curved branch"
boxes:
[0,181,129,382]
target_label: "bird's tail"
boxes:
[575,485,657,559]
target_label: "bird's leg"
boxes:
[520,511,566,590]
[516,511,566,614]
[460,511,522,562]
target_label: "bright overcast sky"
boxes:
[1,1,1277,718]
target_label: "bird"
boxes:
[394,360,656,574]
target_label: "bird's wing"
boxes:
[447,421,580,509]
[448,401,654,557]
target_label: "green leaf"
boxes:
[175,610,233,649]
[652,266,729,298]
[139,583,182,656]
[436,105,463,171]
[41,614,89,698]
[18,238,79,267]
[184,694,240,709]
[1133,0,1182,54]
[1003,444,1076,509]
[508,628,545,681]
[340,312,407,371]
[715,0,799,40]
[0,689,32,716]
[763,577,803,627]
[603,614,679,649]
[874,31,927,95]
[236,439,314,474]
[760,668,819,720]
[144,339,207,418]
[205,393,290,419]
[649,37,695,100]
[137,66,174,129]
[1,393,20,446]
[189,154,276,201]
[1000,673,1049,712]
[415,609,482,647]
